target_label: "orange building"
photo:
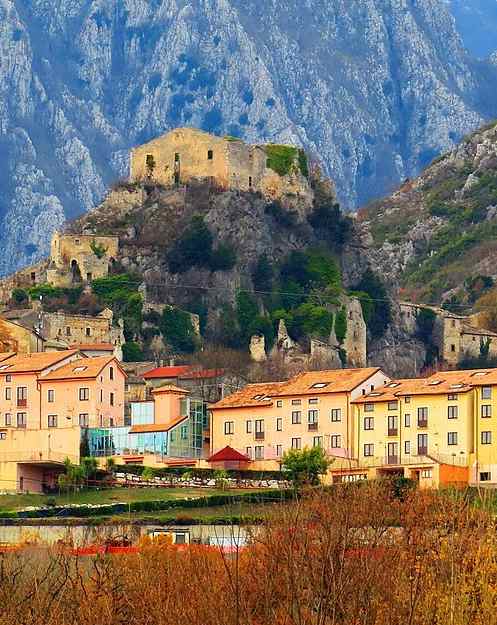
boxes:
[0,350,126,492]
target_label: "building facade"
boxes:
[0,351,126,492]
[130,127,310,200]
[210,368,389,470]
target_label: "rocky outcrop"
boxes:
[1,0,497,273]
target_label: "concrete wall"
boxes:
[0,318,44,354]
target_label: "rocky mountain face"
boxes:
[360,120,497,308]
[2,0,497,274]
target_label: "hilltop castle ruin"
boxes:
[130,127,311,200]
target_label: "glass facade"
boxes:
[87,398,208,460]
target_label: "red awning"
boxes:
[208,445,250,463]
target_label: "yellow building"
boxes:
[210,368,389,470]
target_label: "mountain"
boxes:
[1,0,497,275]
[449,0,497,58]
[360,120,497,310]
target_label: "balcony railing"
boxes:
[17,398,27,408]
[255,431,265,440]
[387,428,398,437]
[387,455,399,465]
[308,422,318,431]
[417,419,428,428]
[418,447,428,456]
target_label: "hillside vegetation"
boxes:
[362,121,497,308]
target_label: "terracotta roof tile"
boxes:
[152,384,190,394]
[0,350,80,374]
[143,365,192,379]
[179,368,224,380]
[210,381,285,410]
[208,446,250,462]
[276,368,382,396]
[129,415,188,433]
[39,356,116,381]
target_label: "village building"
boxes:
[130,127,311,200]
[210,368,389,471]
[0,350,126,492]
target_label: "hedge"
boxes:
[114,465,286,481]
[6,490,296,520]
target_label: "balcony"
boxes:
[255,431,265,440]
[418,447,428,456]
[17,398,27,408]
[417,419,428,428]
[387,455,399,465]
[387,428,398,437]
[308,422,318,431]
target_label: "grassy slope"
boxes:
[363,122,497,302]
[0,487,254,512]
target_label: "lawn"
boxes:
[0,487,254,512]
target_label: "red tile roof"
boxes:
[208,446,250,463]
[179,368,224,380]
[143,365,193,379]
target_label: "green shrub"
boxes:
[298,149,309,178]
[265,200,298,227]
[12,288,28,304]
[265,144,298,176]
[252,254,273,292]
[282,447,331,486]
[90,240,108,259]
[308,201,352,248]
[160,307,198,353]
[209,243,237,271]
[334,308,347,343]
[122,342,146,362]
[353,269,391,339]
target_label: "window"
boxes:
[447,394,457,401]
[5,387,11,401]
[86,272,92,282]
[246,447,253,459]
[174,152,180,162]
[448,405,458,419]
[417,433,428,454]
[404,440,410,454]
[79,414,89,427]
[246,420,252,434]
[291,411,301,424]
[248,176,252,188]
[48,415,57,428]
[364,403,374,412]
[330,435,341,448]
[79,388,89,401]
[73,366,87,373]
[448,431,458,445]
[224,421,234,435]
[110,392,114,406]
[450,344,456,352]
[308,398,318,405]
[85,327,91,337]
[482,386,492,400]
[48,389,55,403]
[330,408,341,422]
[388,415,398,435]
[255,419,264,439]
[480,472,491,482]
[421,469,432,478]
[4,413,11,426]
[276,444,283,457]
[100,389,103,403]
[308,410,318,424]
[5,375,11,382]
[207,149,213,160]
[110,367,114,381]
[404,396,411,404]
[364,416,374,430]
[417,407,428,426]
[276,417,282,431]
[276,400,283,408]
[180,425,188,440]
[66,326,71,336]
[291,399,301,406]
[16,412,26,428]
[387,401,398,410]
[404,413,411,427]
[482,431,492,445]
[482,405,492,418]
[311,382,328,389]
[16,387,27,407]
[0,432,5,440]
[364,443,374,457]
[255,446,264,460]
[313,436,323,448]
[291,438,301,450]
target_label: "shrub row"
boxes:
[4,490,295,520]
[115,465,286,481]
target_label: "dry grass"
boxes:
[1,483,497,624]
